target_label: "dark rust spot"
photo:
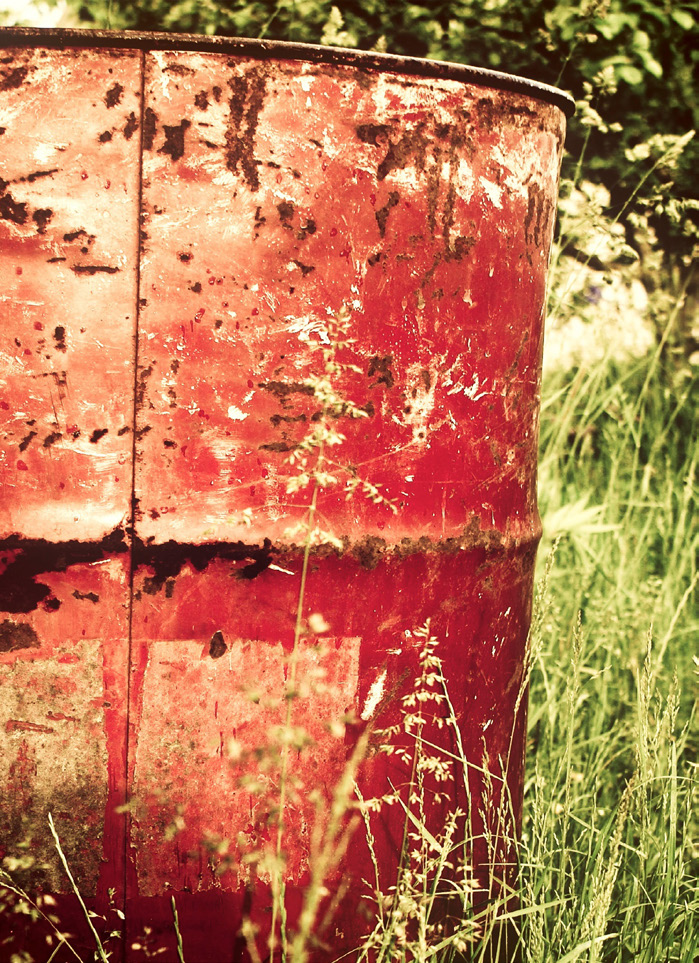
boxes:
[377,125,430,181]
[135,538,273,595]
[25,169,58,183]
[352,535,387,571]
[258,380,315,411]
[164,62,195,76]
[356,123,391,147]
[42,432,62,448]
[71,265,120,275]
[209,630,227,659]
[270,413,307,428]
[89,428,108,443]
[123,112,138,140]
[142,106,158,151]
[258,440,298,453]
[0,192,28,225]
[104,82,124,108]
[367,356,394,389]
[226,67,267,192]
[18,431,37,453]
[136,366,153,407]
[296,218,316,241]
[63,229,94,245]
[0,529,128,613]
[291,259,314,277]
[53,326,66,352]
[450,236,477,260]
[277,200,294,224]
[375,191,399,238]
[98,130,113,143]
[32,208,53,234]
[72,590,99,603]
[194,90,209,110]
[0,66,28,91]
[0,619,39,652]
[159,119,191,163]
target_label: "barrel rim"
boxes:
[0,26,575,117]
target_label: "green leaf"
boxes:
[596,12,634,40]
[616,64,644,86]
[670,9,695,31]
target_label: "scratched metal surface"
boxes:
[0,32,568,963]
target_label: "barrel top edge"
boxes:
[0,26,576,117]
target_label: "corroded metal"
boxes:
[0,28,570,962]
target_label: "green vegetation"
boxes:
[517,355,697,963]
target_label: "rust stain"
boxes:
[0,530,129,613]
[142,105,158,150]
[104,81,124,108]
[5,719,55,733]
[225,66,267,191]
[0,64,30,91]
[0,619,39,652]
[159,118,191,162]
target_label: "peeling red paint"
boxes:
[0,28,570,962]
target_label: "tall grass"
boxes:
[516,330,698,962]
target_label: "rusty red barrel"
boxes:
[0,27,572,962]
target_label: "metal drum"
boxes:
[0,27,572,962]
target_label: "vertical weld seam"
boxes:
[122,46,147,951]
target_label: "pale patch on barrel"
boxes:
[130,634,360,893]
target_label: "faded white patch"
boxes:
[380,165,420,193]
[456,158,476,202]
[227,405,248,421]
[157,64,173,102]
[447,371,488,401]
[479,177,503,208]
[287,313,330,344]
[268,563,295,575]
[32,142,66,164]
[361,668,387,721]
[504,173,529,200]
[392,359,444,444]
[212,170,237,187]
